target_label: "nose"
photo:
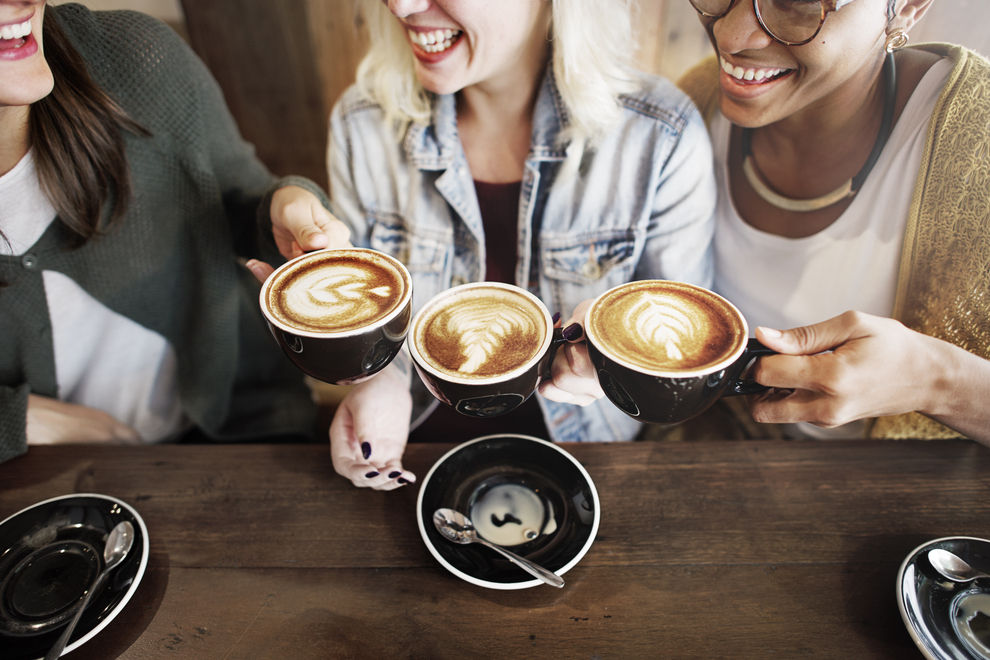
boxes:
[712,0,773,54]
[386,0,431,19]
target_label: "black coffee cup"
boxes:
[584,280,773,425]
[259,248,412,385]
[408,282,563,418]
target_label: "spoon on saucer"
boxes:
[928,548,990,584]
[45,521,135,660]
[433,508,564,588]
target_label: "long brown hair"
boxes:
[28,8,148,243]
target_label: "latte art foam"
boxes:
[588,281,745,373]
[265,251,407,334]
[414,285,546,379]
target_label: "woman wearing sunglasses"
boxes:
[676,0,990,442]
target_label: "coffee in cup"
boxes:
[408,282,561,417]
[260,248,412,384]
[585,280,772,424]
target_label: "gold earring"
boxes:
[885,28,909,52]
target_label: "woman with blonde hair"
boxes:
[269,0,718,488]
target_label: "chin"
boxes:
[719,98,776,130]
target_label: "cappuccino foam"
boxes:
[413,285,547,380]
[265,250,407,334]
[588,280,745,373]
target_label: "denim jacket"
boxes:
[328,66,715,442]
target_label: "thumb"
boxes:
[755,315,859,357]
[298,225,330,251]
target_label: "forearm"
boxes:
[921,334,990,445]
[0,385,29,463]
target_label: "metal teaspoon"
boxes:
[928,548,990,584]
[432,508,564,588]
[45,521,135,660]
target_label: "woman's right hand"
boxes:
[270,185,353,259]
[329,362,417,490]
[26,394,141,445]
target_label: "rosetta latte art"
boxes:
[443,306,539,374]
[281,265,395,330]
[629,294,699,363]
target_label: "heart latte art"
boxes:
[413,285,547,380]
[588,281,745,373]
[265,250,408,334]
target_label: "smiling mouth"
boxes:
[0,18,31,48]
[720,56,792,83]
[407,28,462,54]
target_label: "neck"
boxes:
[0,105,31,176]
[457,50,547,183]
[747,54,888,202]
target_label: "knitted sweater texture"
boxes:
[0,5,322,460]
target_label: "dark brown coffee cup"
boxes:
[259,248,412,385]
[584,280,772,424]
[408,282,562,418]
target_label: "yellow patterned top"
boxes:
[678,44,990,440]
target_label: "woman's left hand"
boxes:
[538,299,604,406]
[749,310,990,442]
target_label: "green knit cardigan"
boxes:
[0,5,327,460]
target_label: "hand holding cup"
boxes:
[584,280,773,424]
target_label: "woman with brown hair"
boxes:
[0,1,336,460]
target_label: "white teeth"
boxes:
[0,19,31,41]
[407,28,461,54]
[720,56,784,83]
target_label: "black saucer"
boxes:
[417,434,600,589]
[898,536,990,659]
[0,494,148,659]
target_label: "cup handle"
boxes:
[727,337,777,396]
[539,327,568,382]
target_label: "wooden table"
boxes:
[2,439,988,659]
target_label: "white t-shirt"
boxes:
[1,152,184,442]
[711,59,952,439]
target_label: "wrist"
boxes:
[916,332,968,419]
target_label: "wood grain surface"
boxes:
[2,439,988,658]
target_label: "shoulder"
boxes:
[617,71,702,132]
[51,4,214,115]
[332,84,386,121]
[676,56,721,126]
[51,3,188,67]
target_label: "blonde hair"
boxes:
[355,0,640,148]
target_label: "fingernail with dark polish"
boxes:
[551,312,561,324]
[365,471,379,478]
[388,471,401,478]
[361,442,371,459]
[562,323,583,341]
[397,477,409,484]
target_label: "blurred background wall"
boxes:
[65,0,989,188]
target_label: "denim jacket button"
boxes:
[581,261,601,279]
[21,254,39,270]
